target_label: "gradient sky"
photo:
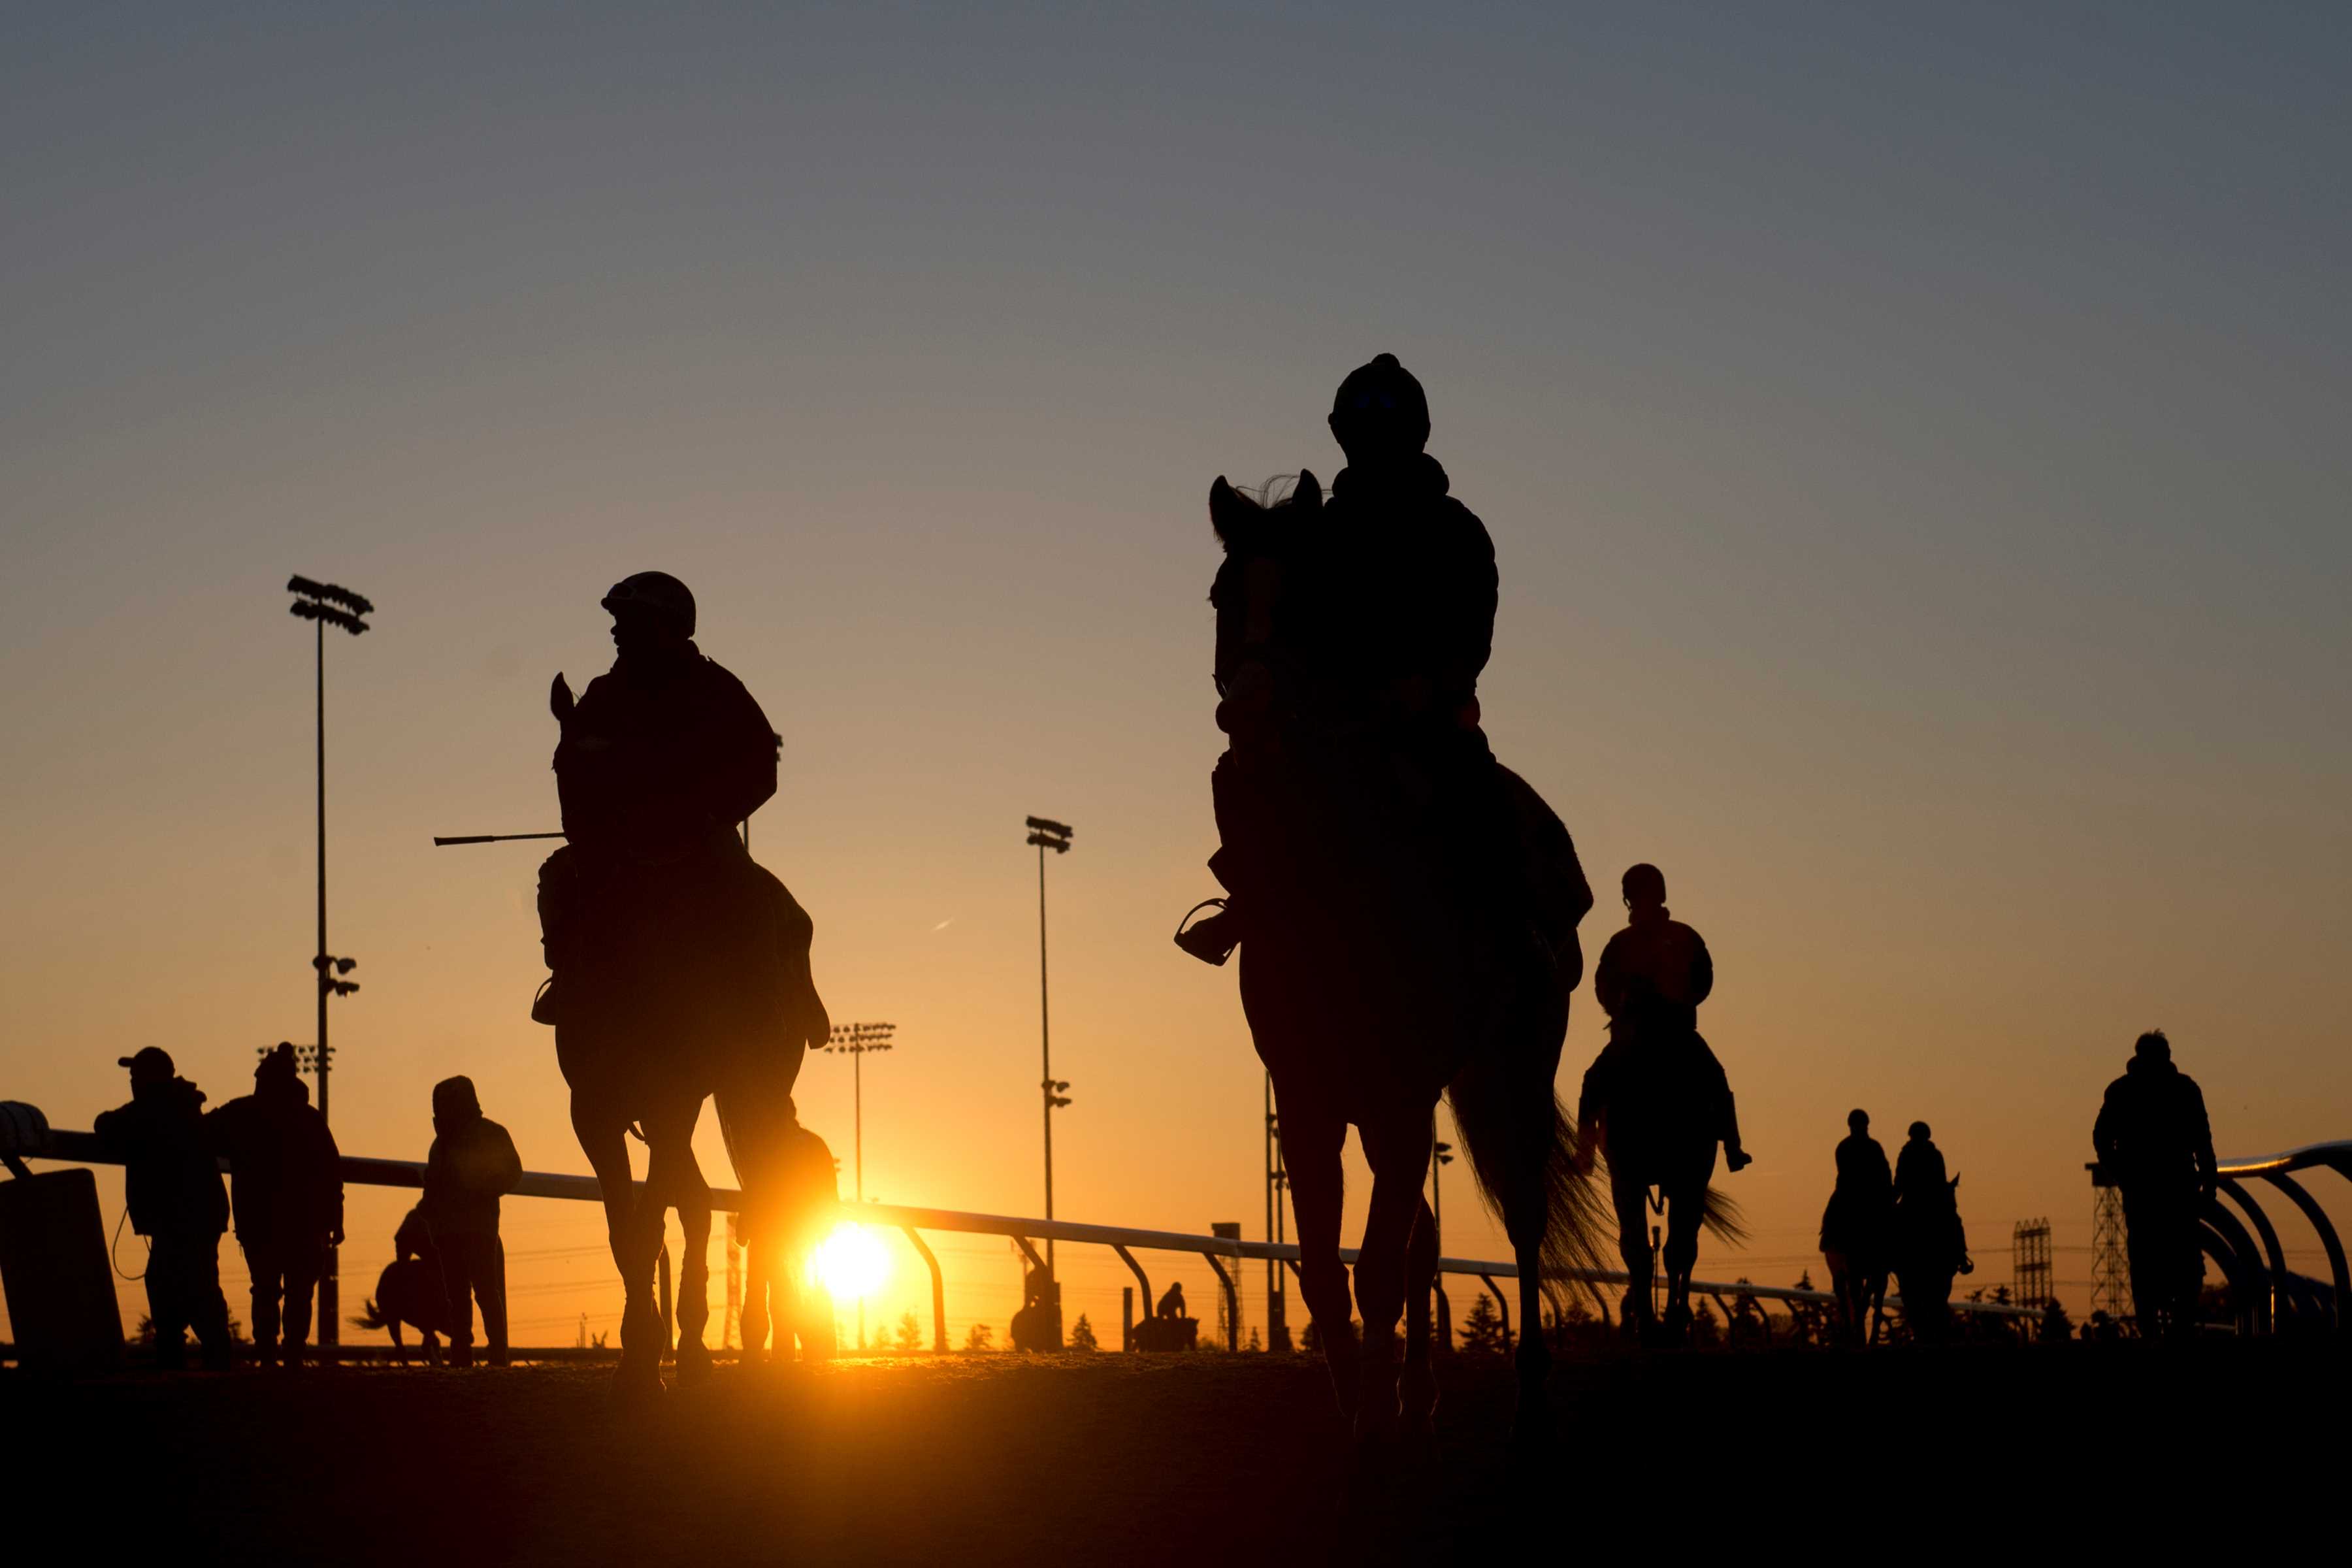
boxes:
[6,3,2347,1346]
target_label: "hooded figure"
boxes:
[204,1043,342,1367]
[421,1075,522,1367]
[93,1047,232,1368]
[2093,1030,2216,1337]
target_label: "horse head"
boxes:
[1207,471,1320,717]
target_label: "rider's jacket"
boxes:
[2093,1058,2215,1192]
[1299,455,1496,730]
[555,644,777,860]
[1893,1137,1949,1207]
[1595,911,1714,1039]
[1835,1133,1892,1198]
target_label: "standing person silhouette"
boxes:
[421,1075,521,1368]
[2092,1030,2217,1338]
[204,1043,342,1368]
[94,1048,232,1369]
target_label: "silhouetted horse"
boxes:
[1576,1027,1743,1340]
[1893,1175,1971,1341]
[1202,473,1606,1446]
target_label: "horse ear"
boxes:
[1292,469,1322,512]
[549,672,576,725]
[1209,476,1252,548]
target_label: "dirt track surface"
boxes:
[7,1344,2335,1564]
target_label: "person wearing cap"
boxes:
[2093,1030,2217,1337]
[94,1048,233,1369]
[204,1043,344,1368]
[1180,353,1517,965]
[419,1075,522,1367]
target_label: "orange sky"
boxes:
[5,5,2347,1347]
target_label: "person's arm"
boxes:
[319,1118,345,1245]
[2091,1092,2119,1168]
[491,1123,523,1196]
[1688,930,1715,1009]
[2189,1083,2217,1196]
[705,670,779,826]
[1593,934,1626,1017]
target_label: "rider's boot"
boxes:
[1722,1094,1753,1173]
[1173,898,1245,966]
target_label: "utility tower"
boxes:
[2087,1163,2132,1326]
[2012,1218,2053,1313]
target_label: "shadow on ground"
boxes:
[6,1343,2334,1564]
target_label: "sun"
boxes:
[813,1221,890,1301]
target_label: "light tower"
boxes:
[2088,1162,2132,1328]
[1024,816,1073,1286]
[820,1020,896,1349]
[286,573,370,1347]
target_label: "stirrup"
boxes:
[1173,899,1240,966]
[530,976,559,1026]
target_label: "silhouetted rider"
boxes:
[2092,1030,2216,1338]
[1156,1281,1188,1320]
[95,1047,233,1369]
[537,572,779,1017]
[1588,864,1749,1171]
[1180,354,1503,963]
[204,1043,343,1368]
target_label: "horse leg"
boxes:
[640,1092,710,1384]
[740,1236,771,1364]
[1354,1100,1437,1447]
[672,1149,715,1385]
[1400,1194,1439,1439]
[1608,1160,1654,1338]
[570,1086,661,1396]
[1660,1154,1712,1342]
[1276,1088,1357,1424]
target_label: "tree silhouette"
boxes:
[964,1322,994,1352]
[1246,1326,1262,1352]
[1069,1313,1099,1352]
[1458,1294,1507,1356]
[895,1312,923,1353]
[1688,1298,1722,1347]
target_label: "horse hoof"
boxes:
[674,1343,714,1388]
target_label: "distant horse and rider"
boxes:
[1179,354,1747,1448]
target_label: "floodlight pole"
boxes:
[1025,817,1072,1279]
[287,574,370,1350]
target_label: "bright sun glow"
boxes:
[813,1222,890,1301]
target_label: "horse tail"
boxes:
[1445,1067,1611,1310]
[351,1299,389,1332]
[1699,1184,1748,1247]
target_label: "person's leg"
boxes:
[146,1234,190,1369]
[282,1243,321,1364]
[189,1232,233,1368]
[439,1235,480,1365]
[480,1237,509,1365]
[244,1242,282,1367]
